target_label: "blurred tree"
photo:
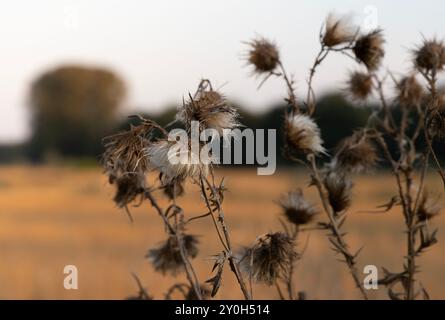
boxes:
[28,65,126,161]
[314,93,371,151]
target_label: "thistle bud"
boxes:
[324,171,352,213]
[147,234,199,275]
[414,38,445,72]
[333,132,378,173]
[278,190,317,225]
[353,29,385,71]
[246,37,280,73]
[347,71,373,101]
[322,13,357,47]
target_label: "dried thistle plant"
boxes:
[245,14,374,299]
[102,10,445,301]
[244,11,443,301]
[102,80,251,300]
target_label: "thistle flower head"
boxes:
[417,191,441,222]
[146,139,210,183]
[278,190,317,225]
[246,37,280,73]
[162,177,185,200]
[324,171,352,213]
[112,172,146,209]
[414,38,445,72]
[353,29,385,71]
[102,121,156,181]
[333,132,378,173]
[240,232,297,285]
[147,234,199,275]
[347,71,373,101]
[322,13,357,47]
[396,75,423,107]
[284,113,325,155]
[177,89,239,135]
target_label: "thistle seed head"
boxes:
[347,71,373,101]
[324,171,353,213]
[147,234,199,275]
[396,75,423,108]
[353,29,385,71]
[240,232,297,285]
[177,90,239,136]
[414,38,445,72]
[102,121,155,181]
[162,177,185,200]
[112,172,146,209]
[246,37,280,73]
[322,13,357,47]
[333,132,378,173]
[278,190,317,225]
[284,113,325,155]
[146,139,210,183]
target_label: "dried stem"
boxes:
[307,155,369,299]
[199,174,251,300]
[277,61,299,113]
[144,190,202,300]
[285,225,299,300]
[306,47,329,115]
[421,70,445,189]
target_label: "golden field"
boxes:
[0,165,444,299]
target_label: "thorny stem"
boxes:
[174,206,203,300]
[284,43,369,299]
[422,70,445,189]
[199,174,251,300]
[144,190,203,300]
[424,132,445,189]
[285,225,299,300]
[198,179,230,252]
[371,70,419,299]
[373,75,397,132]
[277,61,299,113]
[308,155,369,300]
[373,105,427,299]
[306,47,329,116]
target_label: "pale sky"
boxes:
[1,0,445,143]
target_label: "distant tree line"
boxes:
[0,64,443,166]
